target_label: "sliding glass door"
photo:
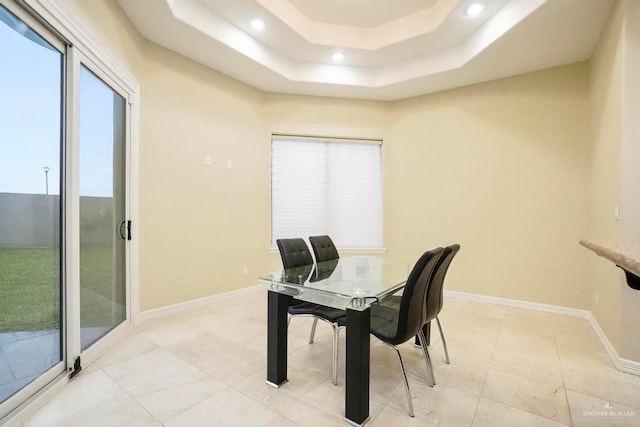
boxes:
[0,3,65,411]
[0,0,133,420]
[78,65,128,350]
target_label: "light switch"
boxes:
[204,155,212,166]
[226,159,233,169]
[614,204,620,220]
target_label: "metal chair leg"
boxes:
[332,325,339,385]
[290,315,342,385]
[417,329,436,387]
[309,318,319,344]
[436,317,449,364]
[391,345,414,417]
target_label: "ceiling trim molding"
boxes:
[169,0,548,88]
[116,0,614,100]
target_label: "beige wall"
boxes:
[59,0,592,315]
[588,0,640,360]
[60,0,272,310]
[246,64,593,312]
[619,0,640,362]
[264,93,389,140]
[138,45,269,309]
[388,65,591,308]
[587,0,624,353]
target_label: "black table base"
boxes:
[267,290,372,426]
[345,307,370,425]
[267,291,291,387]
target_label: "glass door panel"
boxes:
[78,66,126,350]
[0,4,64,404]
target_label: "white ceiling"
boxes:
[287,0,439,28]
[116,0,614,101]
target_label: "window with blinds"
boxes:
[271,135,383,250]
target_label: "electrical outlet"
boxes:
[204,155,212,166]
[226,159,233,169]
[242,267,248,276]
[614,204,620,220]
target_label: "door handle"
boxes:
[118,220,127,240]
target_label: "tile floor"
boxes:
[1,327,114,403]
[17,291,640,426]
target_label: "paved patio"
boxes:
[0,329,60,403]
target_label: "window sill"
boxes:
[267,247,387,254]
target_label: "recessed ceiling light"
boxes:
[465,3,485,16]
[250,19,265,31]
[331,52,345,62]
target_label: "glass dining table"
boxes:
[259,256,409,426]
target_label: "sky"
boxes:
[0,6,122,197]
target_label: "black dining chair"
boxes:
[309,259,339,282]
[276,238,346,385]
[382,244,461,386]
[309,235,339,263]
[418,244,461,384]
[277,238,314,269]
[369,247,443,417]
[307,235,340,343]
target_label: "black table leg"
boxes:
[345,307,370,425]
[414,321,431,346]
[267,290,291,387]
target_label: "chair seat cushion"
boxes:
[288,303,346,324]
[370,304,401,344]
[381,295,401,309]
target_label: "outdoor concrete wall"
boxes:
[0,193,113,248]
[0,193,59,248]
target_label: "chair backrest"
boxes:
[425,244,460,324]
[309,259,339,282]
[276,238,314,269]
[393,247,443,343]
[282,263,314,285]
[309,235,340,263]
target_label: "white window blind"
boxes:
[271,135,383,249]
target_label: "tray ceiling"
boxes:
[117,0,613,100]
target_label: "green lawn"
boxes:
[0,247,122,332]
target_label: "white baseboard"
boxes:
[444,290,592,318]
[584,312,640,376]
[444,290,640,376]
[135,285,262,324]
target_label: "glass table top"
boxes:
[259,256,409,310]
